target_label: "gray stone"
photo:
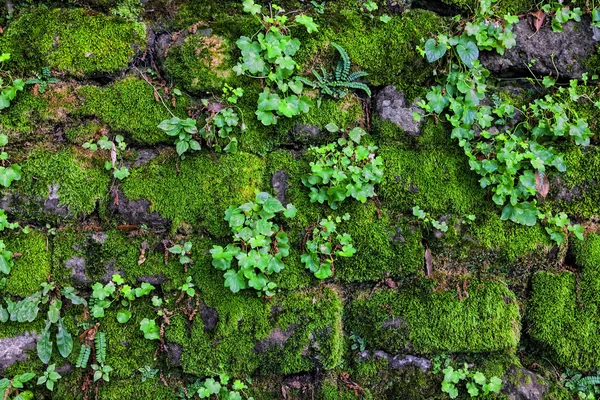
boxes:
[134,148,160,167]
[359,350,431,373]
[502,366,547,400]
[481,17,600,79]
[200,303,219,332]
[137,274,166,286]
[254,326,295,353]
[271,170,289,205]
[65,256,89,284]
[0,332,40,373]
[166,343,183,366]
[109,189,170,228]
[43,184,70,217]
[375,86,423,136]
[291,124,323,144]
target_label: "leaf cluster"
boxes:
[440,363,502,398]
[25,67,59,94]
[210,191,297,296]
[563,369,600,399]
[83,135,130,180]
[36,364,62,392]
[0,53,25,111]
[302,125,383,209]
[412,206,449,233]
[0,134,23,188]
[301,213,355,279]
[90,274,155,322]
[0,372,35,400]
[179,371,254,400]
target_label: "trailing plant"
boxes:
[233,0,317,125]
[90,274,155,321]
[302,124,383,209]
[0,372,35,400]
[413,206,449,233]
[298,42,370,100]
[350,332,366,352]
[437,362,502,398]
[178,371,254,400]
[301,213,356,279]
[563,369,600,399]
[169,241,193,272]
[83,135,130,180]
[0,53,24,110]
[37,364,62,392]
[0,282,86,364]
[25,67,59,94]
[158,117,201,158]
[310,1,325,14]
[0,208,21,286]
[210,191,297,296]
[416,0,586,242]
[0,133,23,188]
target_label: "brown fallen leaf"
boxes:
[110,143,117,168]
[535,170,550,197]
[531,10,545,32]
[425,247,433,278]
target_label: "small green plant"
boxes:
[0,53,24,110]
[138,366,159,383]
[301,214,355,279]
[82,135,130,180]
[169,241,193,272]
[310,1,326,14]
[234,0,318,125]
[25,67,59,94]
[413,206,449,233]
[302,124,383,209]
[298,42,370,100]
[350,332,366,352]
[90,274,155,320]
[91,363,113,383]
[139,318,160,340]
[439,363,502,398]
[37,364,62,391]
[210,191,297,296]
[157,117,200,158]
[433,354,451,374]
[0,372,35,400]
[0,208,20,285]
[0,134,23,188]
[563,369,600,399]
[540,3,582,32]
[178,371,254,400]
[75,344,91,369]
[178,276,196,297]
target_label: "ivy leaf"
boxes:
[424,38,447,63]
[242,0,261,15]
[295,15,319,33]
[223,270,247,293]
[116,309,132,324]
[456,37,479,68]
[283,204,297,218]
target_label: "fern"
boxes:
[95,332,107,365]
[76,344,91,369]
[578,375,600,387]
[301,42,370,99]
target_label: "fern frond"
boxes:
[333,81,372,97]
[578,376,600,387]
[297,76,316,88]
[95,331,107,365]
[312,69,324,84]
[76,344,91,369]
[335,59,344,81]
[347,71,369,81]
[331,42,350,81]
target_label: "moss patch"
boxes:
[529,270,600,370]
[0,7,146,76]
[76,77,190,145]
[573,233,600,271]
[3,230,50,296]
[348,281,521,354]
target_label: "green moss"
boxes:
[168,283,343,377]
[0,7,146,76]
[440,0,535,15]
[297,9,446,101]
[165,33,234,94]
[467,212,554,263]
[348,281,521,354]
[11,147,110,217]
[2,230,50,296]
[573,233,600,272]
[548,145,600,218]
[529,270,600,370]
[76,77,190,145]
[65,122,104,145]
[0,91,48,140]
[122,150,266,236]
[378,143,489,216]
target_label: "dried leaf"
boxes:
[425,247,433,277]
[535,170,550,197]
[110,143,117,168]
[531,10,545,32]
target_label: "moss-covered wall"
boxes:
[0,0,598,399]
